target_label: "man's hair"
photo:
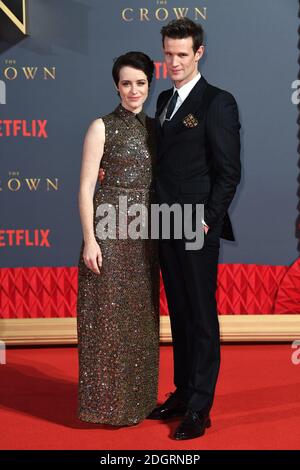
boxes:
[161,18,204,53]
[112,51,154,87]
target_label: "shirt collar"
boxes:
[173,72,201,101]
[115,103,146,127]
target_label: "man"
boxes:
[147,18,241,440]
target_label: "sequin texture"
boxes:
[77,104,160,426]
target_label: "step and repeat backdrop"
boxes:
[0,0,299,319]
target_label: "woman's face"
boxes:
[117,66,149,113]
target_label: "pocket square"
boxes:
[183,114,199,128]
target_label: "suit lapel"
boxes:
[155,89,172,142]
[166,76,208,129]
[156,89,173,119]
[156,76,208,160]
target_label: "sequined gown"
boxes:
[77,104,160,426]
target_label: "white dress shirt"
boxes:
[160,72,208,229]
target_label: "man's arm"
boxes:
[204,91,241,228]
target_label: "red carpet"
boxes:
[0,344,299,450]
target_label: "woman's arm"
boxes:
[78,118,105,274]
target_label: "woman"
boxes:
[77,52,159,426]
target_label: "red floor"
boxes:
[0,344,299,450]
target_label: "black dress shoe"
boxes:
[147,392,187,420]
[173,409,211,440]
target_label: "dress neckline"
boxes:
[115,103,146,127]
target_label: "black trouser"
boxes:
[159,224,221,414]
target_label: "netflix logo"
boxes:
[0,120,48,138]
[0,229,51,247]
[154,62,168,80]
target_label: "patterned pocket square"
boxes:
[182,113,199,128]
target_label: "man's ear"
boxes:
[195,45,205,63]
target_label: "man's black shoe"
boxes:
[147,392,187,420]
[173,409,211,440]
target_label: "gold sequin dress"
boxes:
[77,104,160,426]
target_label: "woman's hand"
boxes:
[83,239,102,274]
[98,168,106,183]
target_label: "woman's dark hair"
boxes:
[161,18,204,53]
[112,51,154,87]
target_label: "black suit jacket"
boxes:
[154,76,241,241]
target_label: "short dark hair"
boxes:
[161,18,204,53]
[112,51,154,87]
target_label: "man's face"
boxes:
[163,36,204,87]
